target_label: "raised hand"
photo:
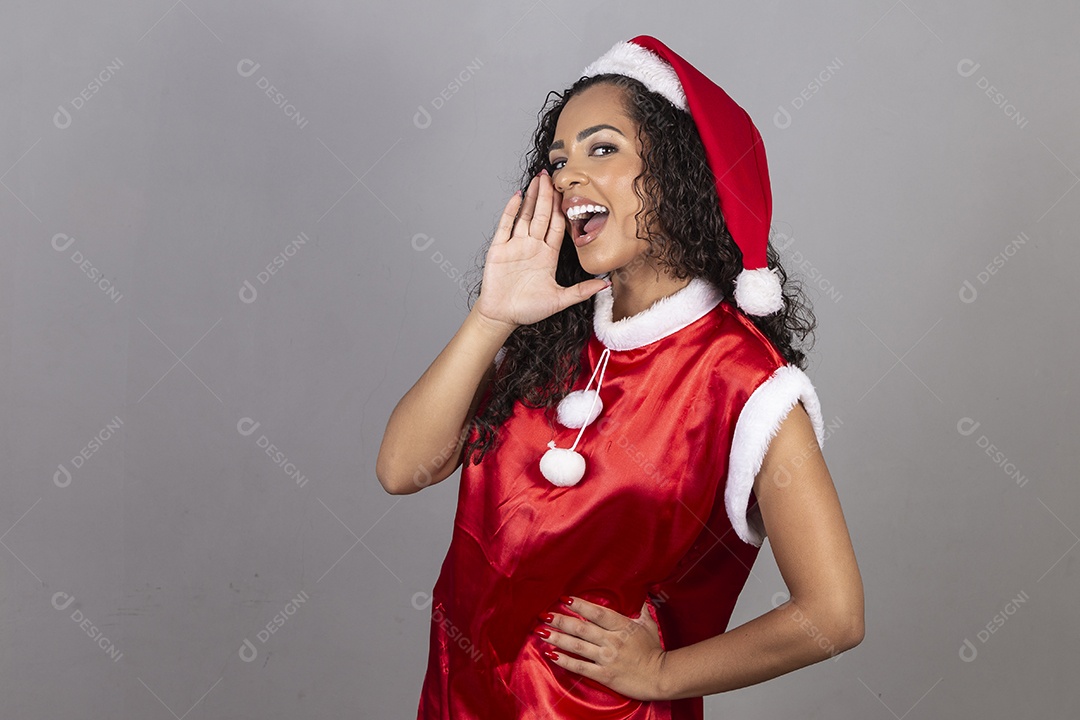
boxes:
[473,171,610,333]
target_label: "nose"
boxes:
[552,159,588,194]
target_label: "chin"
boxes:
[573,229,645,277]
[578,251,642,277]
[574,253,615,278]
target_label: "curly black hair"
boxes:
[460,72,816,466]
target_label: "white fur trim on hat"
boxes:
[726,364,825,547]
[581,40,688,112]
[733,267,784,316]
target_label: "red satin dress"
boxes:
[416,277,824,719]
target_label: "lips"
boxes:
[574,212,608,247]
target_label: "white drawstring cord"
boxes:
[539,346,612,486]
[567,347,610,452]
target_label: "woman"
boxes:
[378,36,864,718]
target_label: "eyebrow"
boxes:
[548,124,626,153]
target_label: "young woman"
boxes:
[378,36,864,719]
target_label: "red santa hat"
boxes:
[579,35,783,316]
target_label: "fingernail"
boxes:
[559,595,573,606]
[539,612,554,623]
[543,649,559,661]
[533,626,550,638]
[540,168,549,176]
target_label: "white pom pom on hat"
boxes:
[580,35,783,317]
[734,266,784,316]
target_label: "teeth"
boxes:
[565,204,609,221]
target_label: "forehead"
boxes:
[554,83,633,135]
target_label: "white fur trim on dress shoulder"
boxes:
[581,40,688,112]
[593,277,722,351]
[725,364,825,547]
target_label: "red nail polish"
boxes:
[559,595,573,606]
[538,612,554,623]
[533,626,550,638]
[543,649,559,661]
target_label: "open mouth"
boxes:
[567,206,609,244]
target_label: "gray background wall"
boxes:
[2,1,1077,717]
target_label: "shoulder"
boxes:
[700,300,788,385]
[698,301,828,548]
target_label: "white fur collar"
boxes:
[593,277,723,351]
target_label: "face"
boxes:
[548,83,661,277]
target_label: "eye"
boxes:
[548,143,617,172]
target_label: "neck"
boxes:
[609,270,693,322]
